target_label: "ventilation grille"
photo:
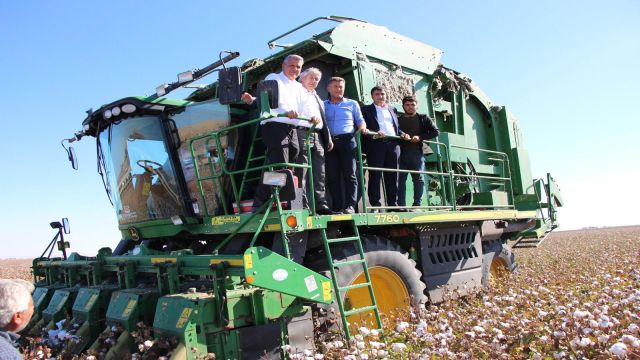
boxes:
[425,230,478,264]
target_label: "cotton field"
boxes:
[2,226,638,359]
[308,226,640,359]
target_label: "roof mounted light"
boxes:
[122,104,136,114]
[111,106,121,117]
[156,84,169,97]
[177,70,194,84]
[103,109,112,119]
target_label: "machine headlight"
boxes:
[103,109,112,119]
[111,106,121,116]
[122,104,136,114]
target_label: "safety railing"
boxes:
[189,107,514,218]
[355,132,514,213]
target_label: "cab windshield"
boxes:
[99,116,186,224]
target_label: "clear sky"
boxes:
[1,1,638,258]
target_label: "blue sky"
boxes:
[1,1,638,258]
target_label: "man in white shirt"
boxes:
[361,86,410,211]
[241,54,309,210]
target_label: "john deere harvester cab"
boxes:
[33,16,562,359]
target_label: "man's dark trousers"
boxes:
[254,122,299,206]
[366,140,400,207]
[398,148,424,206]
[326,133,357,211]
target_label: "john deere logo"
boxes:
[128,227,140,241]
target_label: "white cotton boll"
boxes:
[573,310,590,319]
[85,357,96,360]
[589,319,599,328]
[143,340,153,349]
[540,335,548,342]
[281,345,292,352]
[303,349,314,356]
[465,331,476,338]
[314,355,324,360]
[344,355,356,360]
[376,350,388,358]
[359,327,371,336]
[472,326,485,333]
[600,319,612,328]
[356,341,365,349]
[598,335,610,343]
[369,329,379,337]
[621,335,640,347]
[610,342,627,356]
[391,343,407,352]
[354,334,364,341]
[628,324,639,334]
[333,341,344,348]
[359,354,369,360]
[553,351,566,359]
[396,321,410,332]
[138,344,145,352]
[553,330,566,338]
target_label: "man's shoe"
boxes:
[343,206,355,214]
[316,206,337,215]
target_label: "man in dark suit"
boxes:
[361,86,410,211]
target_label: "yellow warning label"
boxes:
[176,308,193,328]
[264,224,281,231]
[212,216,241,225]
[151,258,177,264]
[331,214,352,221]
[244,254,253,269]
[85,294,98,311]
[210,258,244,266]
[322,281,332,301]
[122,299,136,317]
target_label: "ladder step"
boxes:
[327,236,360,244]
[338,282,371,292]
[333,259,365,267]
[344,305,378,317]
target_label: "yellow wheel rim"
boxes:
[344,266,410,327]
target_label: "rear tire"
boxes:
[481,240,516,288]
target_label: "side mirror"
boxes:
[62,218,70,234]
[69,146,78,170]
[218,66,242,105]
[256,80,279,110]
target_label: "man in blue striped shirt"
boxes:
[324,77,369,214]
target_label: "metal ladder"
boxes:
[320,219,382,340]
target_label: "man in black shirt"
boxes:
[398,95,440,209]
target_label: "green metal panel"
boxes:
[244,246,333,304]
[42,288,78,324]
[510,147,535,196]
[153,294,210,360]
[105,289,159,331]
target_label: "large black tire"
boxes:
[481,240,516,288]
[308,235,427,331]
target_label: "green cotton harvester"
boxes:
[27,16,563,359]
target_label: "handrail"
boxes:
[190,106,515,218]
[355,132,513,212]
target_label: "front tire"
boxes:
[310,235,427,329]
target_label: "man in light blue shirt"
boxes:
[324,77,368,214]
